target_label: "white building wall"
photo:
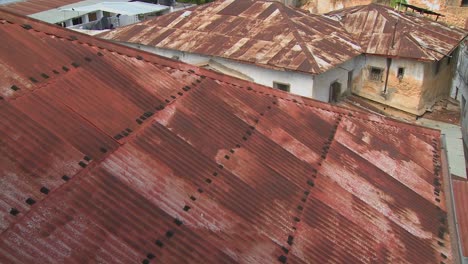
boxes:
[127,44,318,99]
[314,56,365,101]
[451,41,468,150]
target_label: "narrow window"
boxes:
[72,17,83,25]
[397,67,405,80]
[434,60,441,75]
[273,82,290,92]
[369,67,383,81]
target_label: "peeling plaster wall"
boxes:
[420,56,457,111]
[352,55,429,115]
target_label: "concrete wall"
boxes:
[352,55,430,115]
[129,44,368,102]
[314,56,366,101]
[420,55,457,110]
[126,44,326,100]
[451,41,468,148]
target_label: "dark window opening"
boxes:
[397,67,405,80]
[329,81,342,103]
[103,11,112,17]
[55,22,66,27]
[273,82,290,92]
[72,17,83,25]
[88,12,97,22]
[369,67,383,81]
[462,0,468,6]
[435,60,441,75]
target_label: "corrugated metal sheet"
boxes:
[327,4,468,61]
[0,9,454,264]
[0,0,82,16]
[99,0,362,75]
[453,179,468,257]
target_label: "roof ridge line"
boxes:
[276,3,321,74]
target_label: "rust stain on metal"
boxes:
[327,3,467,61]
[99,0,362,75]
[0,8,453,264]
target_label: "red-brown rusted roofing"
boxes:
[0,9,454,264]
[0,0,82,16]
[327,4,468,61]
[453,179,468,257]
[98,0,362,75]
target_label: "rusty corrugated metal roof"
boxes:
[0,0,82,16]
[0,9,454,264]
[326,4,468,61]
[453,179,468,257]
[99,0,362,75]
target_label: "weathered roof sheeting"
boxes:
[327,4,468,61]
[0,9,453,264]
[453,179,468,257]
[0,0,82,16]
[99,0,362,75]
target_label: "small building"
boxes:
[327,4,467,115]
[99,0,363,103]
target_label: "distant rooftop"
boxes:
[327,3,467,61]
[99,0,363,75]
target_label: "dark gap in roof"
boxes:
[287,235,294,245]
[29,77,38,83]
[68,35,78,41]
[136,56,143,60]
[224,155,230,160]
[278,255,287,263]
[174,219,183,226]
[281,246,289,254]
[294,217,300,222]
[10,85,20,91]
[205,178,212,183]
[307,180,314,187]
[229,149,235,154]
[140,115,147,121]
[9,208,19,216]
[122,131,129,137]
[40,187,49,194]
[136,119,143,124]
[144,112,153,117]
[52,70,60,74]
[84,156,91,161]
[165,99,170,103]
[41,73,49,79]
[297,205,303,211]
[84,57,92,62]
[177,92,183,96]
[21,24,32,30]
[441,253,447,259]
[114,134,124,140]
[190,196,196,201]
[165,230,174,238]
[97,52,103,56]
[62,66,69,72]
[71,62,80,68]
[213,172,218,177]
[438,241,444,246]
[142,259,149,264]
[170,95,176,99]
[155,240,163,247]
[197,188,203,193]
[99,147,107,153]
[183,205,191,211]
[147,253,155,259]
[218,164,223,169]
[25,198,35,205]
[125,128,132,133]
[78,161,87,168]
[62,175,70,181]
